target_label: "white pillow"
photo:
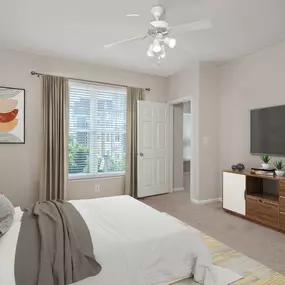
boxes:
[0,195,15,237]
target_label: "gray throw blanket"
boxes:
[15,200,102,285]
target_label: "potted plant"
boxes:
[260,154,271,169]
[274,159,285,177]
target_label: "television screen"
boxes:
[251,105,285,155]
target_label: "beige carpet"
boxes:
[142,191,285,276]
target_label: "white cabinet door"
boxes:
[223,172,246,215]
[137,101,169,198]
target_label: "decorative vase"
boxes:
[262,163,270,169]
[231,165,237,171]
[276,170,285,177]
[236,163,245,172]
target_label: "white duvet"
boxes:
[0,196,241,285]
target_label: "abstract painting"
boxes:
[0,86,25,144]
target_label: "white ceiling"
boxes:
[1,0,285,77]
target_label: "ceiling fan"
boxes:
[104,6,212,60]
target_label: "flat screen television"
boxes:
[251,105,285,155]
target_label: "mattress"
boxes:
[0,196,241,285]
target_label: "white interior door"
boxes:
[137,101,170,198]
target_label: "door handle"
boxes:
[139,153,144,156]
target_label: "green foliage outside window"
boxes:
[69,136,125,174]
[68,137,89,174]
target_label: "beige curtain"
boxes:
[125,87,145,198]
[39,75,69,201]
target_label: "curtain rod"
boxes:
[30,71,151,91]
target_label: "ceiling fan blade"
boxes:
[169,20,212,35]
[104,35,148,48]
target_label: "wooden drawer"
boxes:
[246,197,279,227]
[280,196,285,212]
[279,211,285,229]
[279,181,285,196]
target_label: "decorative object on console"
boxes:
[231,165,237,171]
[260,154,271,169]
[231,163,245,172]
[236,163,245,171]
[250,167,276,176]
[274,159,285,177]
[0,86,25,143]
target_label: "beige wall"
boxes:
[173,103,184,190]
[68,176,125,200]
[218,41,285,196]
[5,38,283,206]
[167,63,199,101]
[0,49,168,207]
[167,62,220,201]
[198,63,219,200]
[183,101,191,114]
[167,62,200,200]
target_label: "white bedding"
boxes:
[0,196,241,285]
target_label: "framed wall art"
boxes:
[0,86,25,144]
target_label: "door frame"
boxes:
[168,96,193,201]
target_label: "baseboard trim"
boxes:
[191,197,222,205]
[173,187,185,192]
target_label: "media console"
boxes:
[223,170,285,231]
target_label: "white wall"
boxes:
[173,103,184,190]
[0,49,168,207]
[218,41,285,196]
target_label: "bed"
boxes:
[0,195,241,285]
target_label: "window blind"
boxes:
[68,80,127,177]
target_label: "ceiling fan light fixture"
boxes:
[102,6,212,63]
[151,6,165,20]
[153,39,162,52]
[165,37,176,48]
[126,13,140,17]
[160,46,166,58]
[147,44,155,57]
[153,44,162,53]
[150,20,169,29]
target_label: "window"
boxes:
[68,80,127,178]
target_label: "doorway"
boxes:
[172,100,191,195]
